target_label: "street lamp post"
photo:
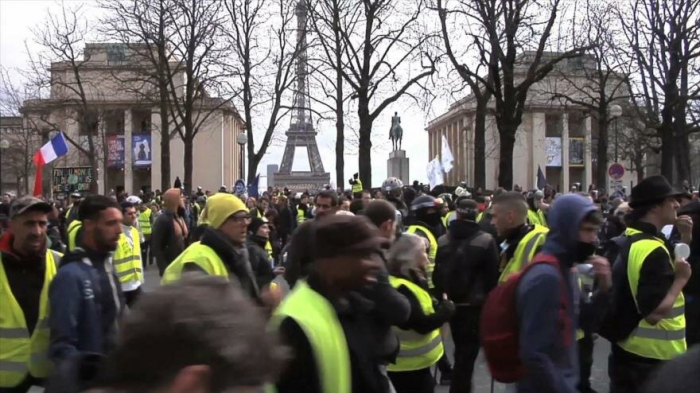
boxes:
[0,139,10,195]
[236,132,247,182]
[609,104,623,163]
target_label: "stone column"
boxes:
[97,116,106,195]
[584,115,593,189]
[562,113,570,192]
[531,112,547,189]
[124,109,133,194]
[150,109,162,191]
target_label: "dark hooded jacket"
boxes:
[48,247,125,363]
[516,194,597,393]
[435,219,499,304]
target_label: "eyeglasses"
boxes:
[229,215,252,224]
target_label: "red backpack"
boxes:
[479,253,573,383]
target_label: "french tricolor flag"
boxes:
[33,132,69,196]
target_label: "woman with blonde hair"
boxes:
[386,233,455,393]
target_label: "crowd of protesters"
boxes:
[0,173,699,393]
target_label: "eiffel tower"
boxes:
[273,0,330,192]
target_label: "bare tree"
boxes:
[306,0,351,187]
[547,1,629,189]
[0,68,42,195]
[24,5,104,192]
[441,0,592,189]
[618,117,661,184]
[163,0,233,193]
[435,0,496,188]
[223,0,303,184]
[618,0,700,185]
[329,0,437,188]
[100,0,180,191]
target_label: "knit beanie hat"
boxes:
[200,193,248,229]
[248,217,268,235]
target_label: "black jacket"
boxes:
[246,235,275,290]
[277,275,394,393]
[435,220,499,305]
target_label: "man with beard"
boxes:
[151,188,189,276]
[0,197,61,392]
[491,192,549,284]
[285,190,340,288]
[115,202,144,307]
[49,195,126,364]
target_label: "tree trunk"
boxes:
[357,99,373,190]
[335,109,345,189]
[247,144,257,186]
[183,134,193,195]
[335,68,345,188]
[497,126,517,189]
[473,101,487,189]
[596,113,608,191]
[159,81,171,191]
[659,125,675,183]
[675,129,692,187]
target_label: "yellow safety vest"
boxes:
[617,228,686,360]
[0,250,61,387]
[575,274,585,341]
[271,280,351,393]
[442,211,456,228]
[138,208,152,236]
[67,220,82,252]
[477,212,484,223]
[296,208,306,225]
[265,240,273,262]
[498,225,549,284]
[406,225,438,289]
[161,242,229,284]
[527,209,542,227]
[351,179,363,194]
[113,225,143,285]
[388,276,444,372]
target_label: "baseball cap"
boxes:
[200,193,248,229]
[10,197,53,219]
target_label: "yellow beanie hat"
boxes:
[201,193,248,229]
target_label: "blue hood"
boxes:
[541,194,597,257]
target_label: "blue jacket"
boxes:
[516,194,596,393]
[48,248,125,363]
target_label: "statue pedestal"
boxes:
[387,150,409,185]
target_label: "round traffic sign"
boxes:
[608,163,625,180]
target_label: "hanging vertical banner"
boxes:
[545,137,562,167]
[107,135,125,168]
[133,135,152,167]
[569,137,584,167]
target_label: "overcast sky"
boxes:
[0,0,452,188]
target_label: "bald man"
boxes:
[151,188,189,276]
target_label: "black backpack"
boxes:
[437,233,481,303]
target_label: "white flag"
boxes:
[427,156,444,190]
[441,135,454,174]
